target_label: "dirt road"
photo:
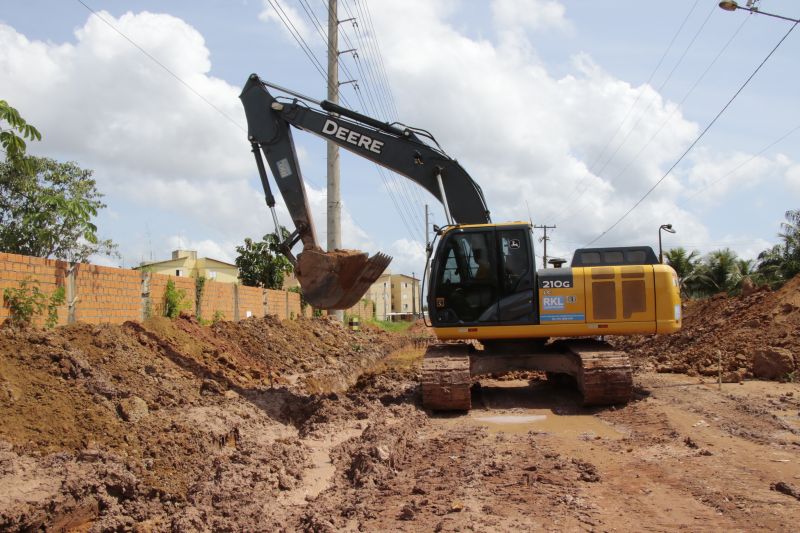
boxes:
[2,315,800,531]
[294,362,800,532]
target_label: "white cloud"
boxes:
[258,1,314,44]
[386,238,427,278]
[492,0,570,33]
[786,164,800,197]
[166,236,237,264]
[363,0,748,251]
[683,149,790,204]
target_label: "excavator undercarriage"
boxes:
[421,339,633,411]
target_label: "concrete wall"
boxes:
[0,251,305,326]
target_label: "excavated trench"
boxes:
[4,280,800,532]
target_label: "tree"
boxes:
[691,248,744,296]
[777,208,800,280]
[235,228,293,289]
[664,247,700,297]
[754,209,800,286]
[0,156,117,262]
[0,100,41,173]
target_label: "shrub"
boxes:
[163,279,189,319]
[2,278,65,328]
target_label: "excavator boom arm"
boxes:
[239,73,490,309]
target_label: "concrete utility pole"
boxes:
[424,204,430,250]
[327,0,343,321]
[534,224,556,269]
[411,272,416,318]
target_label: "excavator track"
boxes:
[421,344,472,411]
[565,340,633,406]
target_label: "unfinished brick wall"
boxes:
[148,273,196,318]
[0,251,312,326]
[0,253,68,326]
[238,285,265,320]
[346,299,375,320]
[73,263,141,324]
[264,289,304,319]
[197,280,236,322]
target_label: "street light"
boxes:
[658,224,676,264]
[718,2,800,23]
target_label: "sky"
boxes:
[1,0,799,276]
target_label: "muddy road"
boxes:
[2,315,800,531]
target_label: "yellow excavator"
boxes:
[240,74,682,410]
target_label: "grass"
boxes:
[363,318,415,333]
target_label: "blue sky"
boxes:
[2,0,799,274]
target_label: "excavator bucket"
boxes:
[295,249,392,310]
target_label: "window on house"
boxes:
[208,271,217,280]
[176,269,183,276]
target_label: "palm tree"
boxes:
[778,209,800,279]
[664,247,700,297]
[692,248,741,296]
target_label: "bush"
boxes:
[163,279,189,319]
[2,278,65,328]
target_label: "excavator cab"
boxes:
[429,223,537,326]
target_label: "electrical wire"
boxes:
[555,11,749,227]
[551,0,702,217]
[299,0,422,244]
[681,122,800,203]
[583,18,799,247]
[75,0,246,133]
[591,0,718,181]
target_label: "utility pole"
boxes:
[424,205,429,247]
[534,224,556,269]
[327,0,343,321]
[412,271,416,318]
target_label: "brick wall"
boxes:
[73,263,141,324]
[148,273,195,319]
[197,279,236,322]
[346,299,375,320]
[0,253,68,326]
[0,251,311,326]
[238,285,265,320]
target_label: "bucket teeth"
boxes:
[296,250,392,310]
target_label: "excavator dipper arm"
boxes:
[239,73,490,309]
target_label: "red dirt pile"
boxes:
[613,275,800,381]
[0,314,409,531]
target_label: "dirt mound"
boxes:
[612,275,800,379]
[0,315,412,530]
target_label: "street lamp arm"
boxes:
[719,2,800,23]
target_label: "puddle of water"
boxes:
[471,410,622,439]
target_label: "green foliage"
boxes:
[212,310,225,324]
[163,279,189,319]
[287,285,308,312]
[364,318,414,333]
[664,247,700,298]
[2,278,65,328]
[0,100,41,173]
[194,275,206,319]
[0,156,117,263]
[235,227,293,289]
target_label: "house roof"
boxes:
[135,256,237,270]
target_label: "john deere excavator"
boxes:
[240,74,682,410]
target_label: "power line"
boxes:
[681,122,800,203]
[584,18,799,247]
[75,0,246,133]
[554,0,702,216]
[299,0,421,244]
[556,12,749,227]
[593,0,718,178]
